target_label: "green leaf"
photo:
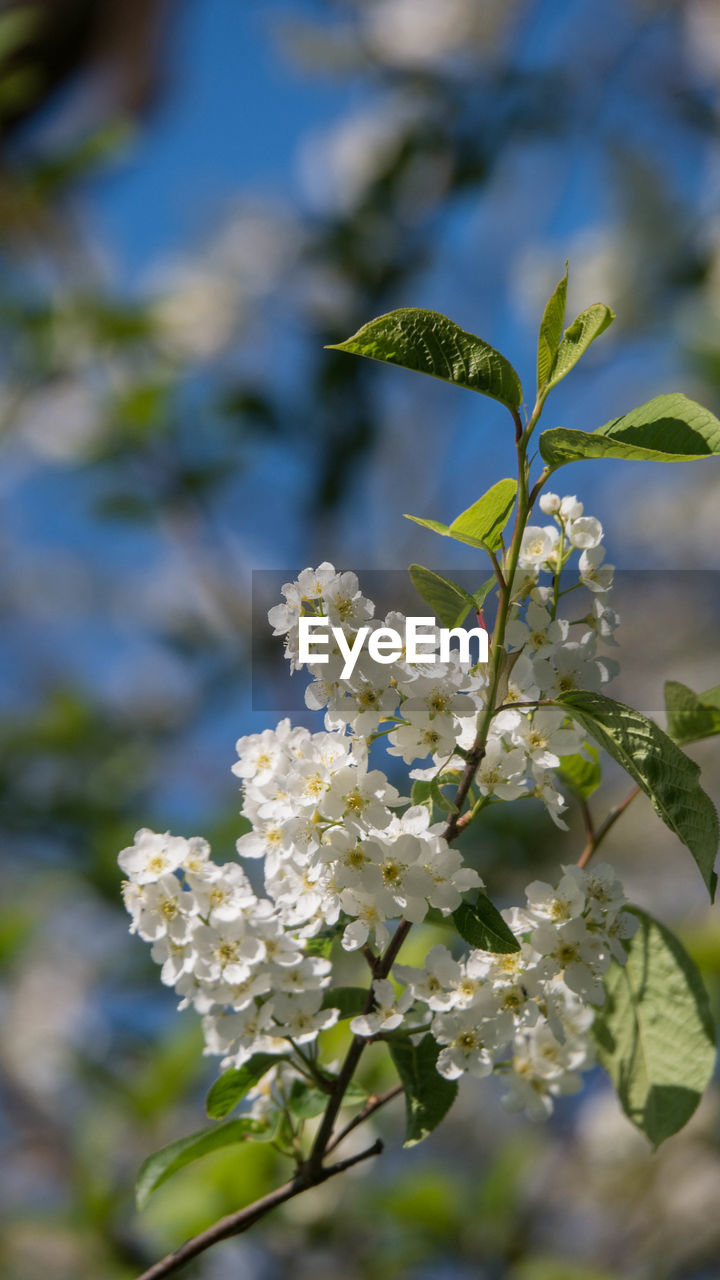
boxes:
[473,577,496,610]
[206,1053,281,1120]
[537,264,568,391]
[448,479,517,551]
[665,680,720,746]
[411,779,435,817]
[136,1118,272,1208]
[404,515,450,538]
[286,1079,368,1120]
[321,987,368,1020]
[453,896,520,954]
[287,1081,329,1119]
[388,1033,458,1146]
[556,745,602,800]
[556,691,719,897]
[540,393,720,468]
[594,908,716,1147]
[430,779,459,814]
[328,309,522,411]
[405,478,517,553]
[304,929,338,959]
[411,777,459,816]
[409,565,474,628]
[545,302,614,391]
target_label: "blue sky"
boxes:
[88,0,366,276]
[8,0,719,828]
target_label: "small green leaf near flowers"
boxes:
[409,565,476,628]
[136,1117,275,1208]
[665,680,720,746]
[389,1033,458,1147]
[206,1053,283,1120]
[556,745,602,800]
[405,478,517,552]
[453,896,520,954]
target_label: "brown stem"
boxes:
[576,785,640,869]
[307,915,413,1174]
[324,1084,403,1156]
[441,739,487,843]
[492,698,554,714]
[133,1140,383,1280]
[580,796,595,848]
[528,467,552,509]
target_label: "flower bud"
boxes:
[539,492,561,514]
[560,495,583,521]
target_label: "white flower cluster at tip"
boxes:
[118,493,624,1119]
[383,863,637,1119]
[521,491,616,601]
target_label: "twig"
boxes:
[133,1141,383,1280]
[577,785,640,869]
[306,916,413,1175]
[491,698,554,714]
[324,1084,403,1156]
[441,737,487,843]
[579,796,595,847]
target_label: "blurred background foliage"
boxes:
[1,1,720,1277]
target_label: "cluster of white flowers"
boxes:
[119,827,340,1069]
[384,863,637,1117]
[520,491,616,601]
[269,495,617,832]
[118,719,481,1072]
[233,721,481,950]
[118,493,634,1120]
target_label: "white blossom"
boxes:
[119,525,629,1121]
[350,979,413,1036]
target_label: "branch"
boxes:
[441,739,487,843]
[307,916,413,1174]
[576,785,640,869]
[133,1140,383,1280]
[324,1084,403,1156]
[579,796,595,847]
